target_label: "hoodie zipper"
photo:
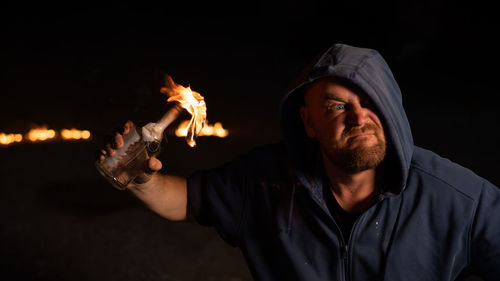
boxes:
[305,193,350,281]
[340,195,387,281]
[341,244,349,281]
[305,194,356,281]
[331,221,344,281]
[302,186,383,281]
[339,217,358,281]
[335,210,367,281]
[344,218,359,281]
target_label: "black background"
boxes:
[1,1,498,280]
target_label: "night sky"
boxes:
[1,2,499,280]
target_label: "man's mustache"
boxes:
[342,124,378,138]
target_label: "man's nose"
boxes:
[346,105,367,126]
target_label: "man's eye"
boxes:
[334,104,345,110]
[326,103,347,113]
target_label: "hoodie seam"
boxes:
[466,182,483,268]
[345,50,379,78]
[411,163,476,201]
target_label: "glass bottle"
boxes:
[95,123,162,190]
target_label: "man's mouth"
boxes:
[350,132,375,139]
[343,131,378,147]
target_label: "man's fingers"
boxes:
[147,157,162,172]
[96,149,106,162]
[123,120,134,135]
[97,120,134,163]
[106,143,116,156]
[130,157,162,185]
[113,133,124,149]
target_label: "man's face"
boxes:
[300,78,387,173]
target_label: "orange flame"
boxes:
[175,120,228,138]
[160,75,207,147]
[27,126,56,142]
[0,126,91,145]
[61,128,91,140]
[0,133,23,145]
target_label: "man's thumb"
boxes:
[148,157,162,172]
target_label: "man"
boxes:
[98,43,500,280]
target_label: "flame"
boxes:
[175,120,228,138]
[61,128,91,140]
[0,126,91,145]
[27,126,56,142]
[0,133,23,145]
[160,74,207,147]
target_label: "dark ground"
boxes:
[1,1,499,281]
[1,136,257,281]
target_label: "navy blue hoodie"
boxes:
[187,43,500,281]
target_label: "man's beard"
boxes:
[325,124,387,174]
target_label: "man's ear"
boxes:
[300,106,316,138]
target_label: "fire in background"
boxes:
[175,121,228,138]
[0,133,23,145]
[1,121,228,146]
[0,126,91,146]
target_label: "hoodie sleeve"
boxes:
[470,180,500,280]
[187,156,250,247]
[186,143,285,247]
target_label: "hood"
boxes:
[279,43,413,194]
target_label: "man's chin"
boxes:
[328,142,387,173]
[345,141,378,153]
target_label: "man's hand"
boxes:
[97,120,189,221]
[97,120,162,189]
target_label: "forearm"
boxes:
[128,173,189,221]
